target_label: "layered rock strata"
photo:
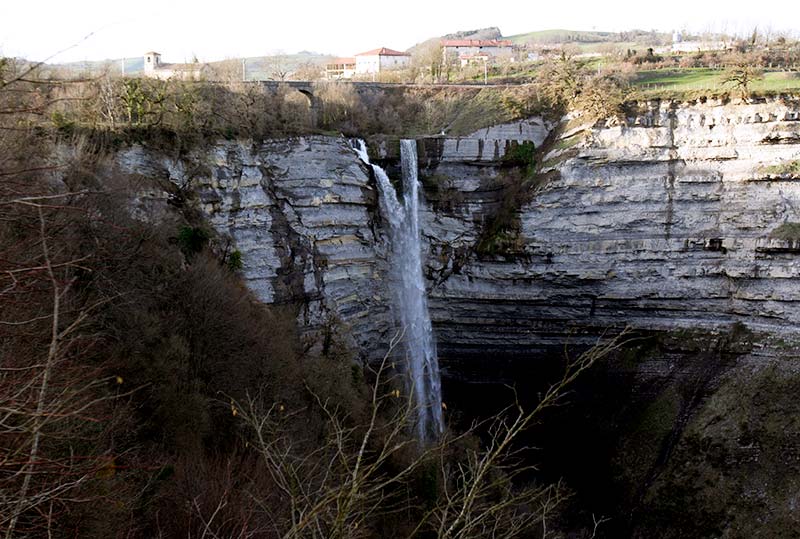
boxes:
[116,137,394,357]
[418,97,800,364]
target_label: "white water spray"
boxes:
[354,140,444,443]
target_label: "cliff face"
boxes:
[419,97,800,363]
[411,97,800,537]
[116,137,395,357]
[113,118,557,361]
[113,100,800,358]
[111,99,800,537]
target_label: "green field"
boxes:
[507,29,614,44]
[633,68,800,97]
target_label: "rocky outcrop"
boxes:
[419,97,800,364]
[116,137,394,358]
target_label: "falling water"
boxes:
[354,140,444,443]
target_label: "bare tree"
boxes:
[422,333,628,539]
[0,188,133,537]
[0,68,131,537]
[412,42,444,83]
[234,329,630,539]
[724,64,763,101]
[235,332,434,538]
[269,52,292,81]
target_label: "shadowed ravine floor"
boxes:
[441,326,800,538]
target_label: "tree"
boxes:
[0,192,124,538]
[0,61,133,537]
[234,330,629,538]
[412,41,444,83]
[724,64,763,100]
[269,51,292,81]
[574,71,631,123]
[537,52,585,110]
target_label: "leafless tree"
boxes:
[0,66,132,537]
[724,64,763,101]
[234,329,630,539]
[421,332,627,539]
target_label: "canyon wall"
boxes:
[116,137,394,357]
[419,97,800,365]
[111,98,800,537]
[113,97,800,365]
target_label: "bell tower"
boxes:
[143,51,162,75]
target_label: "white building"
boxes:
[354,47,410,75]
[670,32,730,53]
[441,39,514,64]
[325,57,356,80]
[143,51,208,80]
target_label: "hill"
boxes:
[44,57,144,76]
[408,27,673,57]
[507,28,671,46]
[44,51,333,79]
[442,27,504,41]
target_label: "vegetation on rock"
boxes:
[770,222,800,242]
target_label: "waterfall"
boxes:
[354,140,444,443]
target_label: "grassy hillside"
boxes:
[48,52,332,79]
[507,28,671,50]
[46,57,144,76]
[225,52,332,80]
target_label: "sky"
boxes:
[2,0,800,63]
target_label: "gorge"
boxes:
[109,94,800,537]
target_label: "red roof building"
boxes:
[354,47,411,75]
[355,47,410,57]
[440,39,513,48]
[441,39,514,65]
[325,57,357,80]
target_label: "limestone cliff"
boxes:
[110,98,800,537]
[112,99,800,359]
[116,137,394,357]
[418,97,800,362]
[411,96,800,537]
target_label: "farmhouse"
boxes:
[143,51,208,80]
[325,47,410,79]
[355,47,411,74]
[441,39,513,65]
[670,32,731,53]
[325,57,356,80]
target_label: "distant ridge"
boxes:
[506,28,671,46]
[442,27,503,41]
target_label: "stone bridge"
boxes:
[256,81,388,126]
[254,81,511,127]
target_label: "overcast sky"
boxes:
[2,0,799,63]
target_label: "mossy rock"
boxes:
[633,360,800,538]
[770,221,800,241]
